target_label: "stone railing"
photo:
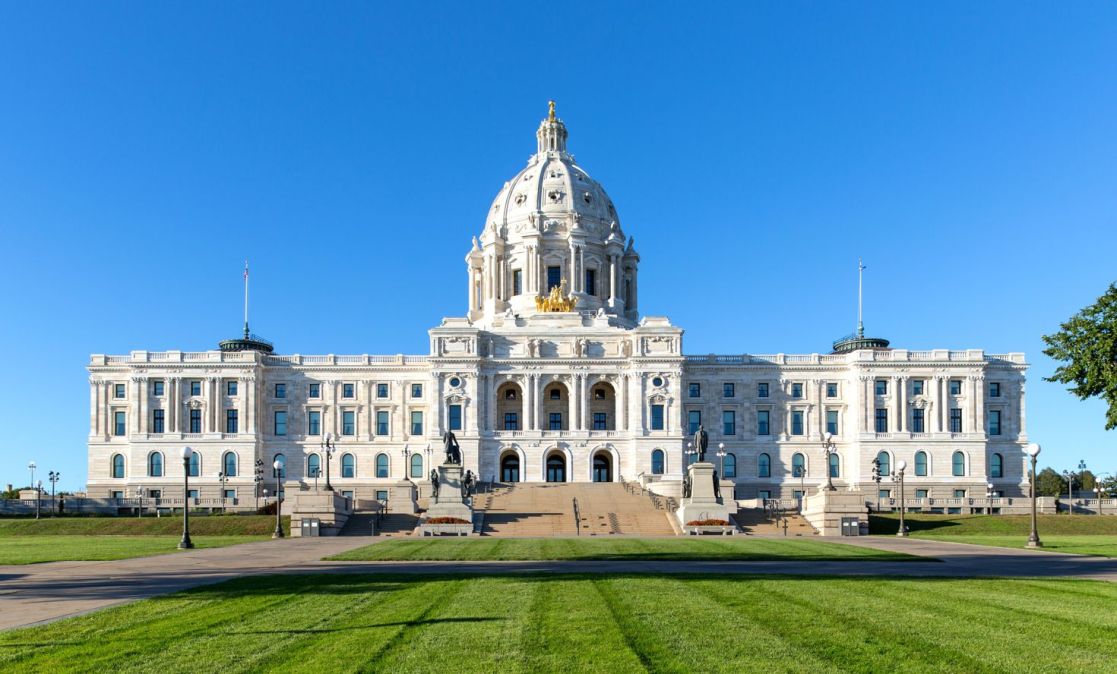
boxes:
[681,351,1026,366]
[264,354,428,366]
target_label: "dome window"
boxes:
[514,193,527,205]
[582,192,592,204]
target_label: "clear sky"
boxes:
[1,2,1115,491]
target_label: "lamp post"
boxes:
[178,447,194,549]
[136,485,144,517]
[894,459,908,536]
[1062,470,1074,514]
[254,459,264,511]
[986,482,995,515]
[716,442,726,475]
[1025,443,1043,548]
[48,471,60,516]
[28,462,37,519]
[321,432,335,491]
[218,471,228,514]
[820,432,836,491]
[871,457,882,512]
[272,459,284,539]
[35,480,42,520]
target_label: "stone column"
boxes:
[897,376,906,433]
[567,377,577,431]
[619,374,628,431]
[974,375,985,435]
[245,376,255,434]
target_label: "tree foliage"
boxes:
[1035,467,1067,497]
[1042,283,1117,430]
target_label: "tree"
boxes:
[1042,283,1117,430]
[1035,467,1067,497]
[1080,469,1097,492]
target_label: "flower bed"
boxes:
[426,517,470,525]
[687,519,730,527]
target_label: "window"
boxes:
[504,412,519,431]
[876,451,890,477]
[912,380,924,396]
[410,453,424,478]
[829,452,840,478]
[189,409,202,433]
[512,269,523,296]
[148,452,163,477]
[226,409,238,433]
[791,383,803,399]
[273,454,286,478]
[758,453,771,478]
[375,453,389,478]
[651,449,665,475]
[111,490,124,499]
[826,382,838,398]
[411,411,424,435]
[991,453,1004,478]
[949,408,962,433]
[448,404,462,431]
[949,379,962,396]
[988,410,1001,436]
[190,380,201,396]
[376,383,389,398]
[547,265,562,291]
[791,411,804,436]
[549,388,561,400]
[223,488,236,500]
[376,410,389,436]
[275,383,286,399]
[650,404,664,430]
[758,410,770,435]
[152,409,165,434]
[875,409,888,433]
[115,383,126,399]
[688,410,701,434]
[952,451,966,477]
[792,453,805,478]
[549,412,563,430]
[226,380,238,396]
[343,383,355,398]
[915,489,928,499]
[723,383,735,398]
[912,408,924,433]
[307,411,321,436]
[954,489,967,499]
[593,412,607,430]
[989,382,1001,398]
[411,384,423,398]
[307,453,321,478]
[915,451,928,476]
[689,383,701,398]
[342,453,355,478]
[274,410,287,436]
[111,454,125,478]
[722,410,735,436]
[505,388,518,400]
[875,380,887,396]
[584,268,596,296]
[152,380,164,396]
[342,410,355,436]
[879,489,891,499]
[594,387,606,400]
[826,410,839,436]
[374,490,388,501]
[113,411,127,436]
[758,382,769,398]
[724,453,737,478]
[223,452,237,477]
[309,383,321,398]
[758,489,771,500]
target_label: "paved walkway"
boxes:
[2,535,1116,632]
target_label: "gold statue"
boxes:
[548,100,556,121]
[535,278,575,312]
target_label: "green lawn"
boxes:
[0,535,270,565]
[2,573,1116,672]
[870,514,1117,557]
[328,537,922,562]
[0,515,288,536]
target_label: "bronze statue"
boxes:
[430,468,439,498]
[442,431,461,465]
[462,470,475,498]
[694,424,709,462]
[682,471,692,499]
[713,469,721,501]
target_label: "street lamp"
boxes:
[48,471,60,516]
[1025,443,1043,548]
[716,442,727,475]
[820,432,836,491]
[135,485,144,518]
[28,462,37,519]
[218,471,228,514]
[36,480,42,520]
[321,432,335,491]
[871,457,882,512]
[272,459,284,539]
[178,447,194,549]
[254,459,264,511]
[986,482,996,515]
[895,459,908,537]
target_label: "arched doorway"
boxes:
[496,382,523,431]
[592,452,612,482]
[501,453,520,483]
[588,381,616,431]
[546,453,566,483]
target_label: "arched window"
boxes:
[990,453,1003,479]
[223,451,237,477]
[188,451,200,477]
[410,453,423,479]
[342,453,356,478]
[792,453,805,478]
[148,452,163,477]
[758,453,771,478]
[273,453,286,479]
[651,449,665,475]
[724,452,737,478]
[375,453,389,478]
[952,451,966,477]
[828,452,840,478]
[307,453,321,479]
[111,454,125,479]
[915,451,928,477]
[876,451,890,477]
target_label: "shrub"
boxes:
[426,517,470,525]
[687,519,730,527]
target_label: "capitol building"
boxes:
[87,105,1030,510]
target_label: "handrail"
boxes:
[572,497,580,536]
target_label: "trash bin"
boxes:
[301,518,321,537]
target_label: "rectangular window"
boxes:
[275,383,286,399]
[343,383,355,398]
[224,489,236,500]
[308,383,321,398]
[411,411,423,435]
[512,269,523,296]
[912,408,925,433]
[723,383,735,398]
[879,489,891,499]
[376,410,389,436]
[114,383,126,399]
[375,490,388,502]
[274,410,287,436]
[826,382,838,398]
[989,382,1001,397]
[651,404,664,430]
[187,489,199,500]
[757,410,770,435]
[189,409,202,434]
[688,410,701,434]
[826,410,839,436]
[411,384,423,398]
[307,411,321,435]
[912,380,924,396]
[152,380,164,396]
[950,408,962,433]
[584,268,596,297]
[549,388,561,400]
[593,412,607,430]
[791,411,804,435]
[190,380,201,396]
[758,490,771,500]
[953,489,966,498]
[377,383,389,398]
[226,380,238,396]
[549,412,563,430]
[915,489,929,500]
[988,410,1001,436]
[722,410,735,436]
[758,383,769,398]
[875,408,888,433]
[875,380,888,396]
[504,412,519,431]
[448,404,462,431]
[152,409,164,433]
[342,410,355,436]
[949,379,962,396]
[547,266,562,291]
[114,410,126,436]
[226,409,238,434]
[689,383,701,398]
[791,383,803,399]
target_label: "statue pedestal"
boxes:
[425,463,474,524]
[676,462,731,529]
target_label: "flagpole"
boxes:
[857,257,865,338]
[243,260,250,339]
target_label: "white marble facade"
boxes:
[87,107,1030,503]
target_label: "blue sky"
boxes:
[1,3,1115,490]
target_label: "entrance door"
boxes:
[501,454,520,482]
[546,455,566,483]
[592,454,612,482]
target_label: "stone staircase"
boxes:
[338,513,418,537]
[480,482,677,537]
[731,508,817,536]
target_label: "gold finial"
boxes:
[548,100,556,121]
